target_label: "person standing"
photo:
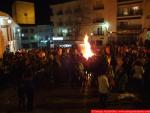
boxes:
[97,66,110,108]
[17,58,35,112]
[132,60,144,92]
[115,56,128,92]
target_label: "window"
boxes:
[30,29,34,33]
[22,36,28,40]
[93,18,104,23]
[96,27,103,35]
[132,6,141,15]
[93,1,104,10]
[65,8,72,14]
[22,29,28,33]
[132,6,139,11]
[74,7,80,13]
[57,10,63,15]
[123,8,129,15]
[30,36,35,40]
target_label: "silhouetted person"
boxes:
[17,61,34,112]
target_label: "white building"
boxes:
[50,0,117,45]
[0,11,21,58]
[21,25,53,48]
[116,0,150,44]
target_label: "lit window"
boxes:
[123,8,128,15]
[62,29,68,34]
[132,6,139,11]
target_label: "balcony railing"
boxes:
[118,10,143,17]
[57,22,63,26]
[93,18,104,23]
[117,24,142,30]
[117,0,143,3]
[57,11,63,15]
[93,5,104,10]
[74,8,81,13]
[65,10,72,14]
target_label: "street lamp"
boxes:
[102,22,109,32]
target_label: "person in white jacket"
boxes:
[98,67,110,108]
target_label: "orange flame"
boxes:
[82,34,94,60]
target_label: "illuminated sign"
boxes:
[59,44,72,48]
[52,37,63,41]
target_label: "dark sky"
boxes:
[0,0,72,25]
[0,0,14,15]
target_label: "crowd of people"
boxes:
[0,43,150,111]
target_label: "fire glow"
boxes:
[82,34,94,60]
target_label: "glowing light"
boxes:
[21,33,24,37]
[102,22,109,30]
[82,34,94,60]
[53,37,63,41]
[17,29,21,32]
[133,6,139,10]
[40,40,48,43]
[7,19,12,24]
[62,29,68,34]
[60,44,72,48]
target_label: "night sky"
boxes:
[0,0,73,25]
[0,0,14,15]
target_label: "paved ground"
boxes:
[0,84,149,113]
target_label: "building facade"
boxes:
[21,25,53,48]
[50,0,117,45]
[117,0,150,45]
[50,0,150,45]
[0,11,21,58]
[117,0,143,44]
[20,25,37,48]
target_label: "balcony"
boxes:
[57,11,63,15]
[118,9,142,16]
[118,0,143,5]
[118,0,142,2]
[65,10,72,15]
[118,10,142,19]
[65,21,74,26]
[118,24,142,30]
[57,22,63,26]
[74,8,81,13]
[93,5,104,10]
[93,18,104,23]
